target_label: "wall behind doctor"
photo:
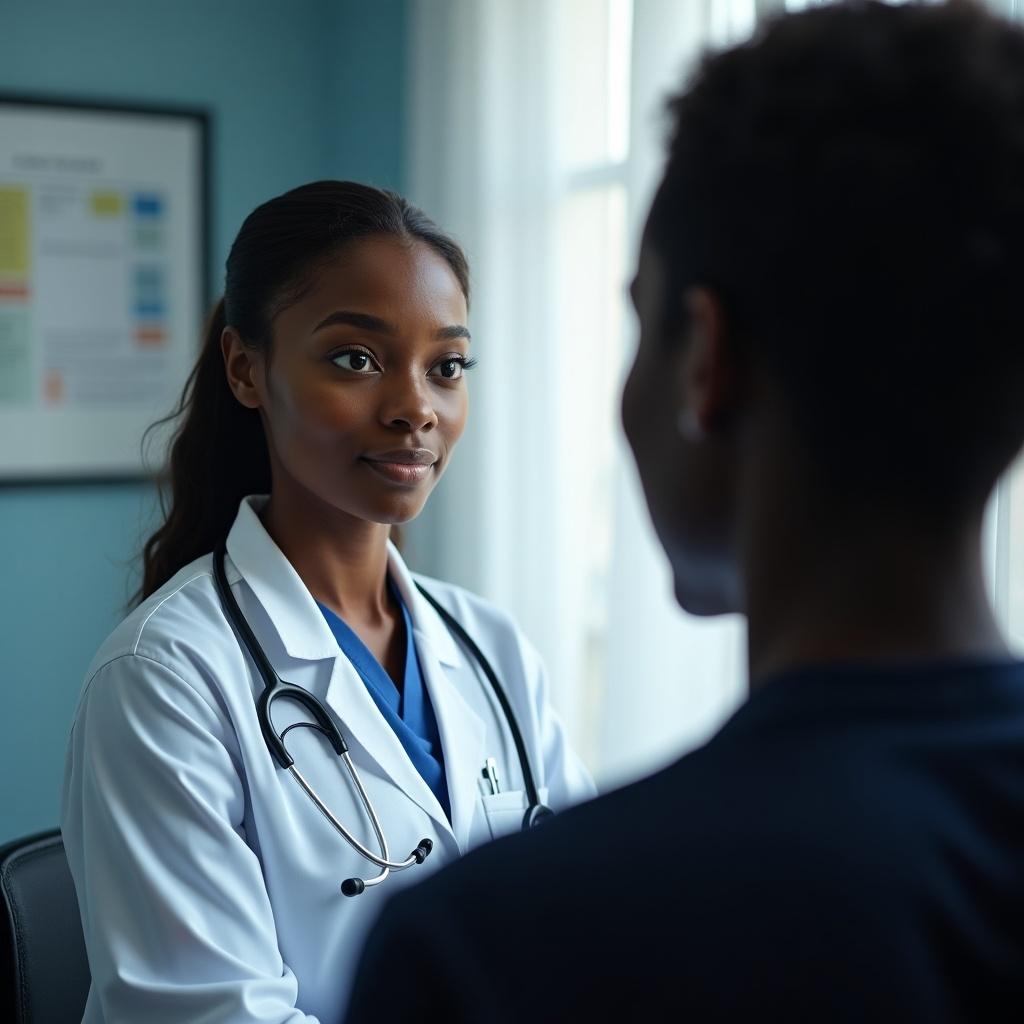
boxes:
[0,0,409,841]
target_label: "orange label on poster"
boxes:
[135,326,167,346]
[44,370,64,403]
[0,282,29,301]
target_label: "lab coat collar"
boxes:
[224,496,339,662]
[385,546,462,670]
[415,635,487,851]
[224,496,462,668]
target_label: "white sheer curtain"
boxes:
[404,0,1024,790]
[405,0,770,786]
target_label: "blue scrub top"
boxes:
[317,579,451,822]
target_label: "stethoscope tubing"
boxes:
[289,759,418,874]
[412,586,546,814]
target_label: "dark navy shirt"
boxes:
[317,579,450,821]
[348,656,1024,1023]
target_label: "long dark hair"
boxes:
[137,180,470,604]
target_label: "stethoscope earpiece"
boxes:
[341,877,365,898]
[341,838,433,897]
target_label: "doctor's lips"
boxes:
[360,447,439,485]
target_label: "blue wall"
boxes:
[0,0,408,841]
[328,0,408,190]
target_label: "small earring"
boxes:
[676,409,701,440]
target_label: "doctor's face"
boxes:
[621,234,740,615]
[252,235,471,525]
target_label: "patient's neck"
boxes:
[743,490,1009,689]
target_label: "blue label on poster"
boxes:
[133,193,164,218]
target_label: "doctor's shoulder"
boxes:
[73,551,239,734]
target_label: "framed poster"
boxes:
[0,95,208,482]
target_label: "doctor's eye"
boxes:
[429,355,478,381]
[331,349,380,374]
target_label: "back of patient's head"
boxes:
[648,0,1024,513]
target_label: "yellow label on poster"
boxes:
[0,187,30,275]
[90,190,123,217]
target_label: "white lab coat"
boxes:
[61,496,594,1023]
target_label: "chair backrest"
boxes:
[0,830,90,1024]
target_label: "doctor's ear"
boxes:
[677,286,739,437]
[222,327,265,411]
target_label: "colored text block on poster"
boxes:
[90,190,124,217]
[0,308,33,403]
[0,188,30,276]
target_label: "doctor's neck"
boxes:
[261,486,396,628]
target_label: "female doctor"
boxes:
[61,181,594,1023]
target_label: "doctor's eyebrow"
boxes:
[435,324,472,342]
[313,311,396,334]
[313,310,471,342]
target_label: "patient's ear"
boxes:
[222,327,263,410]
[680,286,738,436]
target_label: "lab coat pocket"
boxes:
[480,789,528,840]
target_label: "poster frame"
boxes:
[0,92,210,488]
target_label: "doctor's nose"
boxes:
[380,377,438,433]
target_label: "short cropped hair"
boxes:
[649,0,1024,508]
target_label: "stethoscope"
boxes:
[212,543,553,897]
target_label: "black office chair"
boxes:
[0,829,90,1023]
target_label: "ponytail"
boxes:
[136,298,270,602]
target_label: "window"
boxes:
[408,0,1024,789]
[551,0,633,766]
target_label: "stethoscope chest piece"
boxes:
[523,803,555,830]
